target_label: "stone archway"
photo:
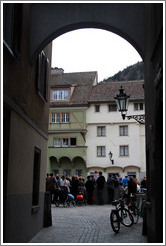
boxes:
[29,3,163,242]
[49,156,59,175]
[30,3,145,63]
[3,2,163,243]
[72,156,87,178]
[59,156,72,177]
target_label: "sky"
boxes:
[51,28,142,82]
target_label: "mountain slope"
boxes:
[102,61,144,82]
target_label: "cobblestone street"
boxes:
[29,204,147,244]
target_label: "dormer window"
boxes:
[53,89,69,100]
[134,103,144,111]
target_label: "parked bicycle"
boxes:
[110,198,134,233]
[127,191,146,224]
[126,195,140,224]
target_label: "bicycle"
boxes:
[110,198,134,233]
[126,195,140,224]
[125,191,146,224]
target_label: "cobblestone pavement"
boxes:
[29,204,148,244]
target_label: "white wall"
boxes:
[86,102,146,179]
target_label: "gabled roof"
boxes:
[51,71,97,87]
[50,71,97,107]
[88,80,144,103]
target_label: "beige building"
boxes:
[86,80,146,180]
[3,3,163,243]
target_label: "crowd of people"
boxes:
[46,171,147,205]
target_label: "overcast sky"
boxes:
[51,28,142,82]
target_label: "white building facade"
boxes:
[86,80,146,181]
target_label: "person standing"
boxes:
[119,182,125,198]
[46,173,57,203]
[60,175,70,192]
[118,175,123,184]
[123,176,129,188]
[132,177,138,195]
[107,174,115,203]
[141,176,147,189]
[127,176,134,197]
[85,176,94,205]
[70,175,79,198]
[96,171,105,205]
[93,170,99,181]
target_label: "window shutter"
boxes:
[37,53,41,91]
[45,58,50,102]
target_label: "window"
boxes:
[134,103,144,111]
[63,169,71,177]
[127,172,136,178]
[53,90,69,100]
[97,146,106,157]
[51,113,60,123]
[3,3,22,57]
[32,147,41,207]
[120,145,129,156]
[140,103,144,110]
[53,169,59,176]
[51,112,69,123]
[120,126,128,136]
[62,138,69,147]
[97,126,106,136]
[54,138,61,147]
[61,113,70,123]
[95,105,100,112]
[53,137,77,147]
[108,172,119,178]
[75,169,82,176]
[70,138,76,146]
[108,104,117,112]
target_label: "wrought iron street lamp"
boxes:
[114,86,130,120]
[114,86,145,124]
[108,151,114,165]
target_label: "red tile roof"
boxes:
[50,71,97,107]
[50,70,144,107]
[88,80,144,103]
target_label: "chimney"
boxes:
[51,67,64,75]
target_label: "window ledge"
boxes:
[31,205,40,214]
[50,122,70,124]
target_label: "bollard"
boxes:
[44,191,52,227]
[142,205,147,235]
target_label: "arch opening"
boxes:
[31,23,144,65]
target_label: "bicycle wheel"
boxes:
[54,200,60,207]
[72,200,76,207]
[66,200,71,207]
[120,208,134,227]
[110,210,120,233]
[63,201,68,207]
[76,200,83,206]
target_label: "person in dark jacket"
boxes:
[127,176,134,198]
[96,171,105,205]
[70,175,79,198]
[85,176,94,205]
[107,174,115,203]
[46,173,57,203]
